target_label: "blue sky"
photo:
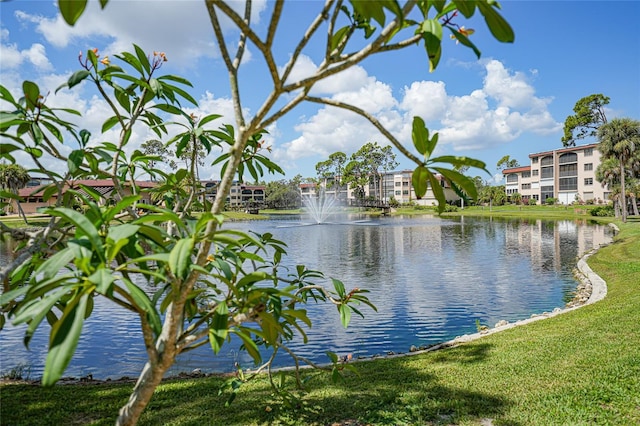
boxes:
[1,1,639,184]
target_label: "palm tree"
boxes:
[0,163,31,223]
[596,157,621,216]
[597,118,640,222]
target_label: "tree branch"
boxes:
[306,96,424,166]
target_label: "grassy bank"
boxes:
[1,214,638,425]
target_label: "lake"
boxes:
[0,215,613,380]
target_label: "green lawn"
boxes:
[1,212,639,425]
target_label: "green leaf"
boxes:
[67,149,84,174]
[101,116,120,133]
[429,155,488,172]
[428,172,447,213]
[412,165,429,199]
[22,81,40,111]
[420,19,443,72]
[48,207,103,256]
[209,309,229,355]
[149,78,163,96]
[133,44,151,75]
[36,247,75,280]
[434,167,478,200]
[67,70,91,90]
[234,327,261,364]
[454,0,476,18]
[58,0,88,25]
[168,237,194,280]
[43,291,90,386]
[330,26,351,52]
[332,278,346,298]
[411,116,429,156]
[339,304,352,328]
[88,268,115,295]
[121,278,162,335]
[478,2,515,43]
[447,27,481,59]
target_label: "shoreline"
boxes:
[2,223,618,385]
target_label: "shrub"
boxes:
[528,198,538,206]
[590,205,615,217]
[546,197,557,205]
[444,204,459,212]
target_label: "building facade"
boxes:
[503,143,608,204]
[318,170,460,206]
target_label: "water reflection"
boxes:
[0,216,612,379]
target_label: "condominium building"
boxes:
[503,143,609,204]
[319,170,460,206]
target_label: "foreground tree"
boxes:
[597,118,640,222]
[562,93,609,147]
[0,163,31,223]
[1,1,514,425]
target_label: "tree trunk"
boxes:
[116,361,170,426]
[620,161,627,222]
[16,201,28,225]
[632,194,639,217]
[115,302,183,426]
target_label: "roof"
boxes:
[17,179,157,197]
[502,166,531,175]
[529,143,598,158]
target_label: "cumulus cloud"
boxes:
[276,58,562,164]
[13,0,267,68]
[0,38,53,71]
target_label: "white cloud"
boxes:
[0,40,52,71]
[278,58,561,165]
[14,0,267,68]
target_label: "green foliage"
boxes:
[496,155,519,171]
[2,1,519,423]
[410,117,489,213]
[528,198,538,206]
[589,205,615,217]
[0,45,373,406]
[545,197,557,205]
[562,94,609,147]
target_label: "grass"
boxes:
[1,211,639,425]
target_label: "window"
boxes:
[522,171,531,178]
[584,148,593,156]
[521,183,531,190]
[395,190,401,196]
[559,163,578,177]
[533,194,539,201]
[584,178,593,186]
[395,182,401,187]
[402,190,409,195]
[584,163,593,171]
[402,181,409,187]
[507,173,519,183]
[532,157,538,163]
[559,177,577,191]
[541,167,554,179]
[541,156,554,166]
[532,169,539,176]
[559,152,578,164]
[541,185,554,201]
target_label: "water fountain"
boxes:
[302,192,340,224]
